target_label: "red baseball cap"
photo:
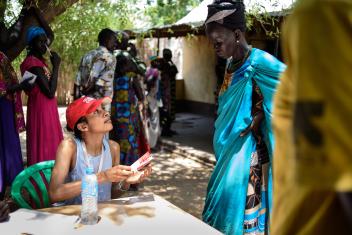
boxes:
[66,96,111,130]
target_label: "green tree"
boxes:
[51,0,134,66]
[47,0,137,104]
[1,0,80,61]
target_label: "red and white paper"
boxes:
[131,152,153,172]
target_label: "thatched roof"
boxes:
[130,0,294,39]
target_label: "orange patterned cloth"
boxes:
[219,71,234,94]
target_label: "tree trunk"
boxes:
[4,0,79,61]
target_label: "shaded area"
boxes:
[164,113,215,154]
[139,149,213,219]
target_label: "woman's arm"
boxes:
[109,140,153,199]
[49,139,111,203]
[132,77,144,102]
[240,80,264,143]
[29,66,58,98]
[28,52,61,99]
[109,140,153,198]
[6,81,32,94]
[110,140,129,198]
[49,139,82,203]
[49,139,133,203]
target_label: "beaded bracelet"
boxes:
[117,181,129,191]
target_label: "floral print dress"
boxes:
[110,75,139,165]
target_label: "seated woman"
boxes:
[49,96,152,204]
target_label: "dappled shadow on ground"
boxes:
[138,147,213,219]
[19,108,214,220]
[163,113,215,154]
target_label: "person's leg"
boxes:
[164,113,171,132]
[160,108,172,136]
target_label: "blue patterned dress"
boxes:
[110,75,139,165]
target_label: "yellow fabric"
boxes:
[272,0,352,234]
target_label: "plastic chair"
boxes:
[11,160,55,209]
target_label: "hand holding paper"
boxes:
[124,152,153,185]
[21,71,37,85]
[131,152,153,172]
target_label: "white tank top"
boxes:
[65,137,112,205]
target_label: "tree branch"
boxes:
[5,0,79,61]
[0,0,6,22]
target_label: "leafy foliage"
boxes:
[51,0,134,67]
[4,0,294,104]
[47,0,137,103]
[1,0,73,26]
[245,0,294,38]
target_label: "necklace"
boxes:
[219,46,252,94]
[81,141,105,173]
[227,46,252,73]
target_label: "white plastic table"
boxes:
[1,193,222,235]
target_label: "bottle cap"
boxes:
[86,167,94,174]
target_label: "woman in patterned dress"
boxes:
[110,53,140,166]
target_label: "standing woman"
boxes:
[110,53,140,166]
[0,7,28,199]
[202,1,286,234]
[145,56,162,149]
[20,26,63,166]
[0,52,25,200]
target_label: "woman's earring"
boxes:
[236,40,240,44]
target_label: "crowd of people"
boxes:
[1,0,352,234]
[0,6,177,221]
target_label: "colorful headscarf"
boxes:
[205,0,246,31]
[25,26,46,45]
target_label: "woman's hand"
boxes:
[103,165,133,183]
[50,51,61,68]
[125,164,152,184]
[20,79,35,92]
[240,112,264,144]
[5,79,33,95]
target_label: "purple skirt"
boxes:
[0,97,23,193]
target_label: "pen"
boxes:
[45,44,52,57]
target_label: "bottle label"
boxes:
[82,179,98,197]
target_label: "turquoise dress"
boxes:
[202,48,286,234]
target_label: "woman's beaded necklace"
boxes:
[227,46,252,73]
[219,46,252,94]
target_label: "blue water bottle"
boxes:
[81,166,98,225]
